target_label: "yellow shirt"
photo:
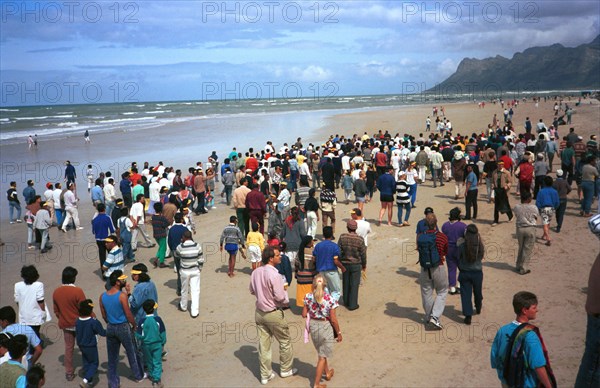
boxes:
[246,231,265,250]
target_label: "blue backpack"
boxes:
[417,232,440,269]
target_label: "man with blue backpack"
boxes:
[417,212,448,330]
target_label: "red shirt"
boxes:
[245,157,259,172]
[500,155,513,170]
[129,173,142,185]
[375,151,388,167]
[53,285,87,329]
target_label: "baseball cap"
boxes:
[424,207,434,215]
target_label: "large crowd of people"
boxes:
[2,97,600,388]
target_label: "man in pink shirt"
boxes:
[249,246,297,385]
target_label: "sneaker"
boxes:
[491,223,498,226]
[429,316,443,330]
[464,316,472,325]
[260,371,276,385]
[280,368,298,378]
[16,219,22,223]
[152,380,164,388]
[79,381,91,388]
[135,373,148,383]
[76,227,84,230]
[10,221,15,224]
[66,373,75,381]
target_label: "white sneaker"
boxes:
[280,368,298,378]
[76,227,84,230]
[429,316,443,330]
[260,372,276,385]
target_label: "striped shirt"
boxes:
[104,247,124,278]
[395,180,411,204]
[175,240,203,269]
[220,224,244,246]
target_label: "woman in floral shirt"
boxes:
[302,274,342,388]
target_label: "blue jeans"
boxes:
[458,270,483,317]
[224,185,233,206]
[55,208,64,225]
[409,184,417,206]
[575,314,600,388]
[9,201,21,221]
[397,202,411,223]
[581,180,595,214]
[106,322,143,388]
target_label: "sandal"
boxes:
[324,368,334,381]
[545,240,552,246]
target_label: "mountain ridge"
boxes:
[431,35,600,93]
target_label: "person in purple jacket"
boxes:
[441,207,467,295]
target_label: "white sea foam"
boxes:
[94,116,156,124]
[145,110,171,114]
[0,108,19,112]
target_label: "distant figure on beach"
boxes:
[28,135,34,150]
[65,161,77,186]
[84,130,91,144]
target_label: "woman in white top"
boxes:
[14,265,46,338]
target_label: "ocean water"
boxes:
[0,93,469,144]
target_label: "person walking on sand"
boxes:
[536,176,560,246]
[52,266,87,382]
[302,274,342,388]
[441,207,467,296]
[312,226,345,301]
[490,291,555,388]
[249,246,297,385]
[84,130,90,144]
[457,224,485,325]
[337,220,366,310]
[464,162,479,220]
[376,166,396,226]
[99,271,145,388]
[175,230,203,318]
[219,215,246,277]
[61,183,84,232]
[417,213,448,330]
[491,161,513,226]
[513,192,538,275]
[7,181,22,224]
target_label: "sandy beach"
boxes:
[1,98,599,387]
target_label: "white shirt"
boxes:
[341,155,351,171]
[149,181,161,202]
[277,189,291,207]
[14,281,45,325]
[64,190,77,209]
[130,202,145,224]
[52,189,62,209]
[118,216,133,231]
[356,219,372,247]
[43,189,53,202]
[103,183,116,202]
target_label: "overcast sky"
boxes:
[1,0,599,105]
